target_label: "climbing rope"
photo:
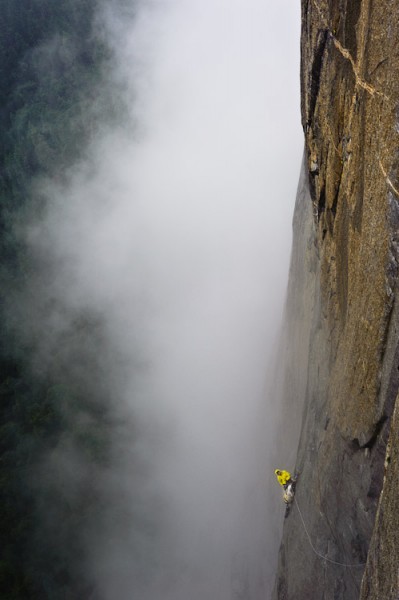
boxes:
[293,496,367,568]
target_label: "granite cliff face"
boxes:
[273,1,399,598]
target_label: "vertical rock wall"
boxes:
[273,1,399,598]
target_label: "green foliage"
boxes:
[0,1,126,597]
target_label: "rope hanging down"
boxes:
[293,497,367,568]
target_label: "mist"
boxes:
[24,0,302,597]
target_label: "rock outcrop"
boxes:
[273,1,399,598]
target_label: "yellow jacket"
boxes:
[275,469,291,486]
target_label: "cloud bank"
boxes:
[26,0,302,597]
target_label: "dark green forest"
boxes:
[0,2,126,597]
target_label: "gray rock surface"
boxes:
[272,2,399,597]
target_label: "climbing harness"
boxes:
[293,496,367,568]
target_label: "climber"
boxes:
[274,469,296,505]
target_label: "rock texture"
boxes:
[272,1,399,598]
